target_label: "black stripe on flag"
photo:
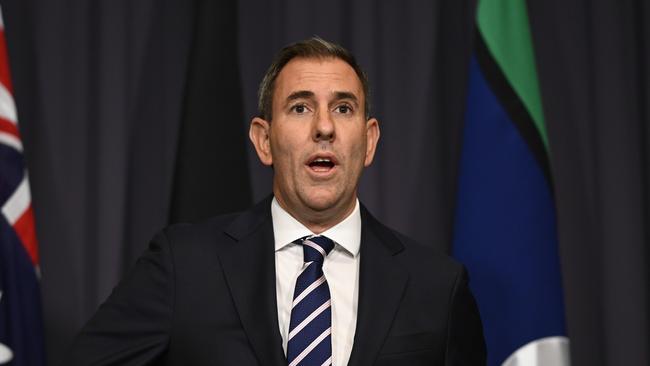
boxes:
[474,29,554,190]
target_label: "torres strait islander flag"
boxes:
[0,5,47,366]
[453,1,570,365]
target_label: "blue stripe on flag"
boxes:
[0,216,46,365]
[453,57,566,366]
[0,144,24,203]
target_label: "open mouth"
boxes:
[307,156,337,173]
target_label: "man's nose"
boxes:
[313,109,335,141]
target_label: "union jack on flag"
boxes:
[0,5,46,366]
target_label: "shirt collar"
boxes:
[271,197,361,257]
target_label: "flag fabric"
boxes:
[452,1,570,365]
[0,5,46,366]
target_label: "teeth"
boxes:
[314,158,331,163]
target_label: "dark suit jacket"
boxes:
[63,197,486,365]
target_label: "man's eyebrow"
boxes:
[332,91,359,105]
[284,90,360,106]
[286,90,315,102]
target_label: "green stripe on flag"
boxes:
[476,0,549,151]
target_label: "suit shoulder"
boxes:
[391,229,465,276]
[159,212,240,247]
[361,203,464,278]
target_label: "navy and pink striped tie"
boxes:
[286,235,335,366]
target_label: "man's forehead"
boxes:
[274,57,364,99]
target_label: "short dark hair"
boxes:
[257,36,371,121]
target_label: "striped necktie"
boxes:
[286,235,335,366]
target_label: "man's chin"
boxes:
[300,190,341,211]
[301,192,355,217]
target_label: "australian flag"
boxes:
[0,5,47,366]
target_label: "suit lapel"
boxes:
[218,197,286,366]
[347,207,409,366]
[217,198,408,366]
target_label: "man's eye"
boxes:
[336,105,352,114]
[292,104,307,113]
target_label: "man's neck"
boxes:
[274,195,357,234]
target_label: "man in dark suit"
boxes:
[63,37,486,365]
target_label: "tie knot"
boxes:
[297,235,335,264]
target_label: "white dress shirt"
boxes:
[272,197,360,366]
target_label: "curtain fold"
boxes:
[528,1,650,364]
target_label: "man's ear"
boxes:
[249,117,273,166]
[364,117,380,167]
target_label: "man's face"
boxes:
[250,57,380,231]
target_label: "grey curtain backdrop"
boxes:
[528,1,650,364]
[1,0,648,365]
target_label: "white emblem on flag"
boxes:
[0,342,13,364]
